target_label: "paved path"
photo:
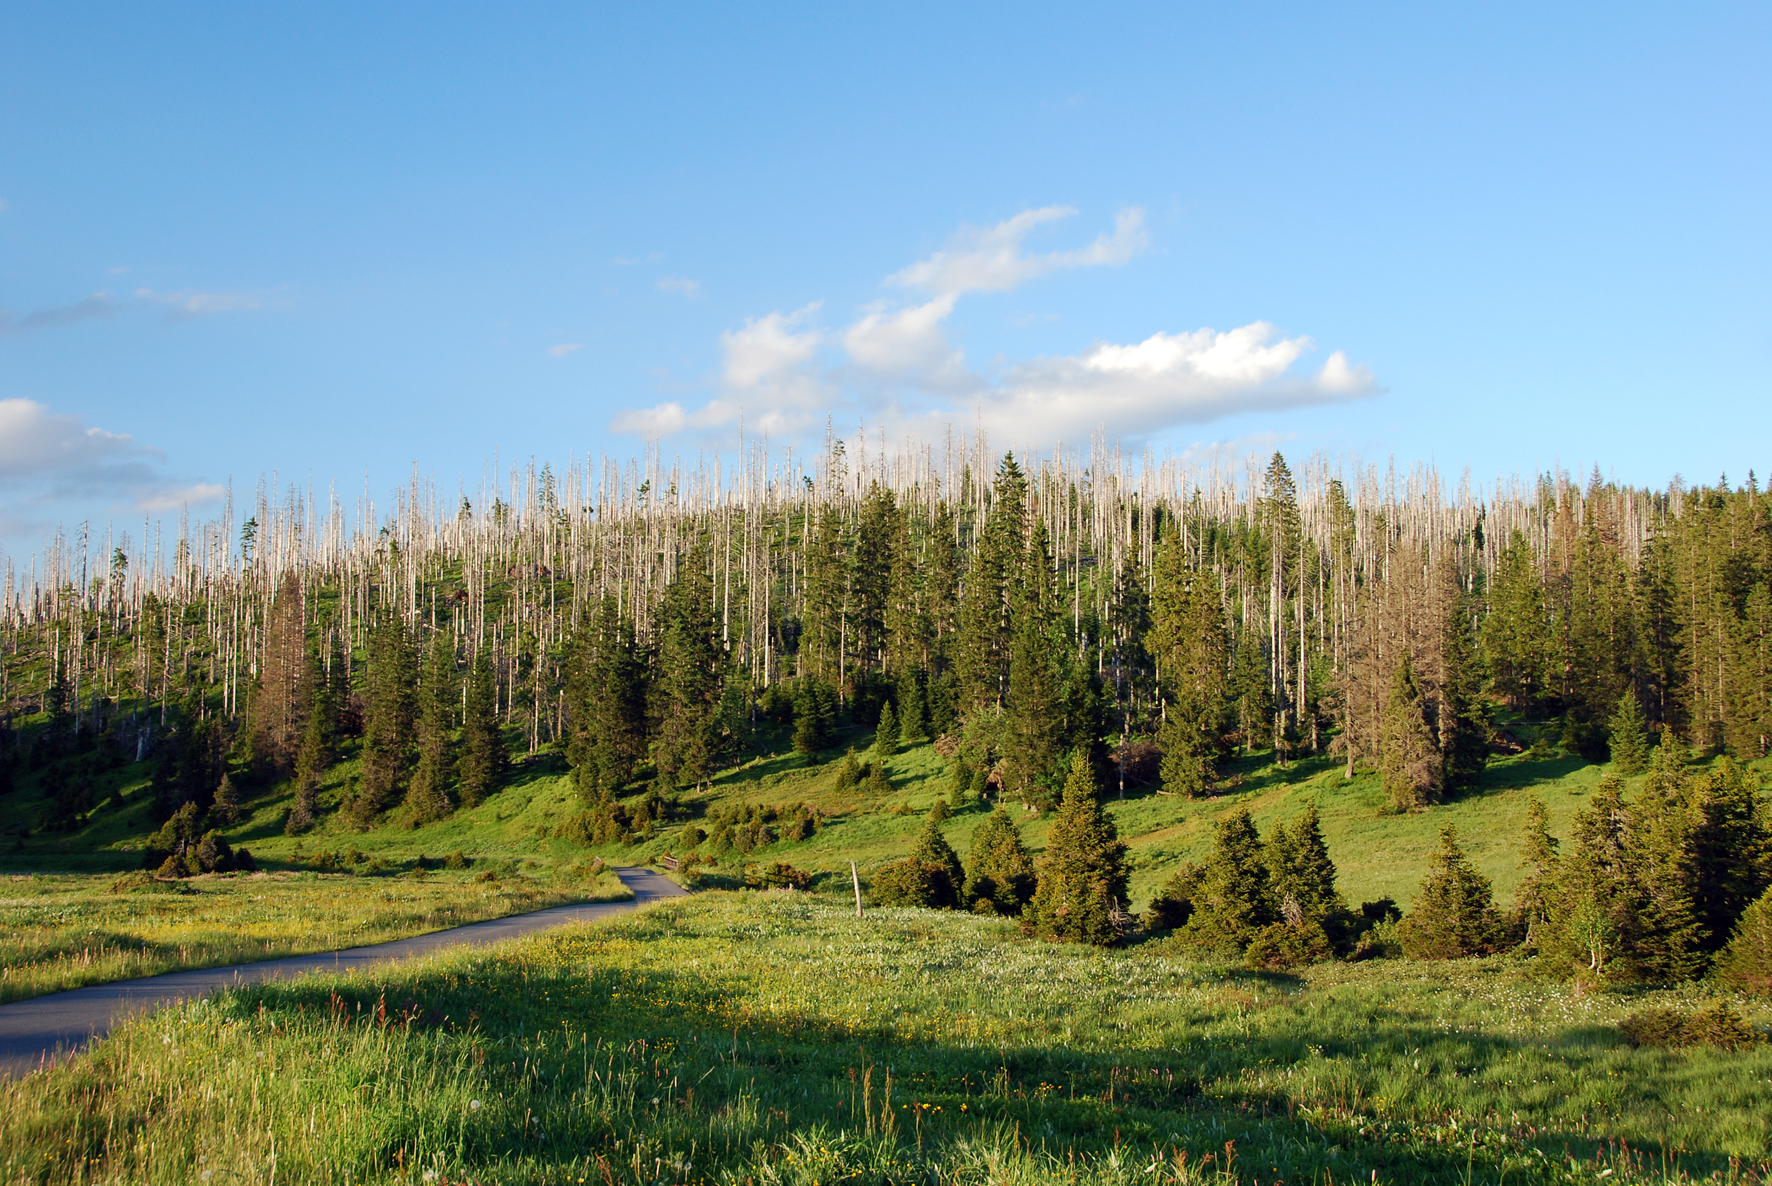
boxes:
[0,866,685,1077]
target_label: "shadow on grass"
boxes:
[191,929,1770,1185]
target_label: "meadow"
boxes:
[2,890,1767,1186]
[0,865,629,1004]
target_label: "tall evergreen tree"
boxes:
[1685,758,1772,954]
[1608,690,1652,774]
[404,628,457,823]
[653,547,725,788]
[1266,802,1343,923]
[1026,750,1130,945]
[1510,796,1561,941]
[954,454,1027,718]
[1002,522,1063,807]
[909,805,966,907]
[457,645,506,807]
[1436,571,1489,795]
[874,700,899,756]
[1149,525,1230,797]
[353,614,417,827]
[565,596,649,801]
[1482,530,1551,710]
[249,574,307,776]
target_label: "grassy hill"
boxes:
[7,707,1759,913]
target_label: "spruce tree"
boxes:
[1608,690,1652,775]
[1510,796,1560,941]
[653,547,725,788]
[898,674,927,743]
[1437,578,1489,796]
[1380,654,1441,811]
[1684,758,1771,954]
[953,455,1026,717]
[1001,522,1062,806]
[210,772,241,827]
[1149,525,1230,797]
[874,700,899,756]
[1398,827,1506,959]
[1027,749,1130,944]
[909,805,965,907]
[457,645,506,808]
[1725,581,1772,758]
[404,629,457,823]
[1628,771,1706,981]
[354,613,417,827]
[566,597,649,800]
[1716,886,1772,997]
[962,805,1036,915]
[1482,530,1551,710]
[1267,802,1343,923]
[792,677,836,755]
[1180,807,1276,951]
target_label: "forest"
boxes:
[1,439,1769,988]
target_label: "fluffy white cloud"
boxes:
[0,398,223,514]
[655,276,703,299]
[840,294,971,390]
[612,304,829,438]
[889,206,1146,296]
[609,207,1378,447]
[972,323,1377,444]
[548,342,584,358]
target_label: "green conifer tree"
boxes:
[353,614,417,827]
[404,629,457,823]
[1149,525,1230,797]
[1002,523,1063,806]
[1684,758,1771,954]
[953,455,1027,717]
[1267,802,1343,923]
[210,772,241,827]
[1398,827,1506,959]
[652,548,725,788]
[1179,807,1275,951]
[1437,578,1490,795]
[1026,750,1130,944]
[962,805,1036,915]
[1716,886,1772,997]
[1608,690,1652,775]
[566,597,649,800]
[1510,796,1561,941]
[457,645,506,808]
[1482,529,1551,710]
[909,806,965,907]
[874,700,899,756]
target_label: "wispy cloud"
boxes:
[0,286,276,335]
[610,206,1378,447]
[889,206,1146,296]
[655,276,702,299]
[0,399,224,516]
[548,343,584,358]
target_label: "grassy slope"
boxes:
[4,713,1765,910]
[3,892,1766,1186]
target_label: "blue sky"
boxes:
[1,3,1767,556]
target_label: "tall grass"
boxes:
[3,892,1766,1185]
[0,867,626,1004]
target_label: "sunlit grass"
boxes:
[4,892,1767,1185]
[0,866,628,1003]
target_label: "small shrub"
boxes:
[682,824,708,848]
[869,858,954,908]
[1620,1003,1764,1051]
[474,869,499,883]
[1145,862,1205,933]
[443,850,469,870]
[1245,920,1334,971]
[834,750,863,790]
[744,862,811,891]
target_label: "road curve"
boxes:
[0,866,686,1078]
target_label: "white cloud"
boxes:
[841,294,971,390]
[548,343,584,358]
[655,276,702,299]
[612,303,829,438]
[888,206,1146,296]
[0,398,224,513]
[608,207,1378,446]
[969,323,1377,444]
[0,287,273,335]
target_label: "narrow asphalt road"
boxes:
[0,866,686,1078]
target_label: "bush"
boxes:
[1245,920,1335,971]
[869,858,955,908]
[1620,1002,1765,1051]
[1145,862,1205,933]
[745,862,811,891]
[443,850,470,870]
[1717,887,1772,997]
[835,750,863,790]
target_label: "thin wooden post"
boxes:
[851,860,863,918]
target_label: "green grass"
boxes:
[0,865,630,1004]
[4,891,1767,1185]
